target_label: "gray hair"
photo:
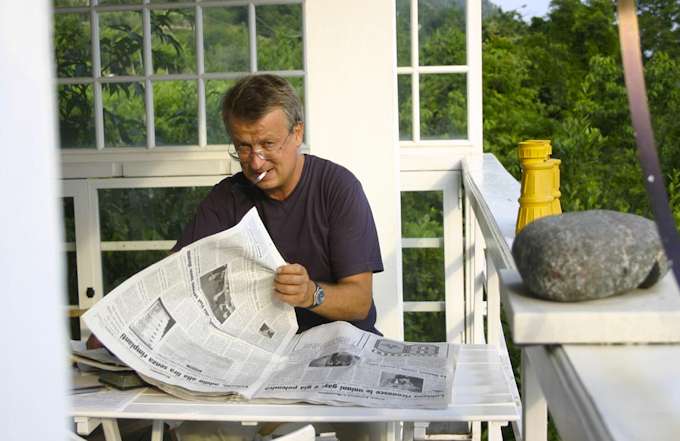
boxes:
[221,74,304,138]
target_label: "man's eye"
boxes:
[263,142,275,150]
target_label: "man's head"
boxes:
[221,74,303,140]
[221,74,305,200]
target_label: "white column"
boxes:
[0,1,68,440]
[304,0,402,338]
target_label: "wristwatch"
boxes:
[308,281,325,309]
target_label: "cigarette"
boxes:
[255,171,267,183]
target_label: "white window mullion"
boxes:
[466,0,483,150]
[142,0,156,148]
[402,238,444,248]
[196,4,207,147]
[88,181,105,311]
[403,301,446,313]
[100,240,176,251]
[91,1,104,151]
[249,2,258,72]
[410,0,420,143]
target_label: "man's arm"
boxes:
[274,263,373,321]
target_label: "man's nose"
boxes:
[247,151,267,169]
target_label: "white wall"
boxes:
[0,1,68,439]
[304,0,403,338]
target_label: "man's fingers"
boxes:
[277,263,306,276]
[275,273,307,285]
[274,283,303,295]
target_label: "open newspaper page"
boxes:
[257,321,456,408]
[83,208,298,399]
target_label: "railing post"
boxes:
[522,349,548,441]
[485,253,501,346]
[464,192,476,344]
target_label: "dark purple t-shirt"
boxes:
[173,154,384,334]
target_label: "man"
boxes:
[174,74,384,440]
[172,73,383,335]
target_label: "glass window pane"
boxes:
[418,0,466,66]
[154,80,198,146]
[54,0,89,6]
[58,84,96,149]
[404,312,446,342]
[100,11,144,76]
[401,191,443,237]
[151,9,196,74]
[203,6,249,73]
[63,197,76,243]
[286,76,305,104]
[103,82,146,147]
[103,251,167,294]
[398,75,412,141]
[99,0,142,5]
[256,4,303,71]
[396,0,411,67]
[206,79,234,145]
[99,186,212,241]
[55,13,91,78]
[402,248,444,301]
[67,251,80,339]
[420,73,467,139]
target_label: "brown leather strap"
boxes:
[618,0,680,286]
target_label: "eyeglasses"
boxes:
[228,131,293,161]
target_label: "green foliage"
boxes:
[483,0,680,223]
[256,4,304,71]
[151,9,196,74]
[102,251,168,294]
[203,6,249,72]
[404,312,446,342]
[98,187,211,241]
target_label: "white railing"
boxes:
[461,153,680,441]
[462,154,523,441]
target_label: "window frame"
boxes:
[62,175,224,337]
[400,170,464,343]
[397,0,482,171]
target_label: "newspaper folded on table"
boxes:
[83,208,456,408]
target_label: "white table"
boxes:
[71,345,520,441]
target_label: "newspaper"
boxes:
[83,208,456,408]
[260,321,456,408]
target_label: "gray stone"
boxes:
[511,210,669,302]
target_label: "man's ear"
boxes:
[294,122,304,145]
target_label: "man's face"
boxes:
[229,108,304,200]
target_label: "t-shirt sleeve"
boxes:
[327,173,384,279]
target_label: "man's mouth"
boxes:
[254,170,267,183]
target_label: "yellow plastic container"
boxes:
[516,139,563,233]
[516,159,556,233]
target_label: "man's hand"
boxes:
[274,263,315,308]
[274,265,373,321]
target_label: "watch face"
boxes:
[315,286,325,306]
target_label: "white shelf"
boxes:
[500,270,680,344]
